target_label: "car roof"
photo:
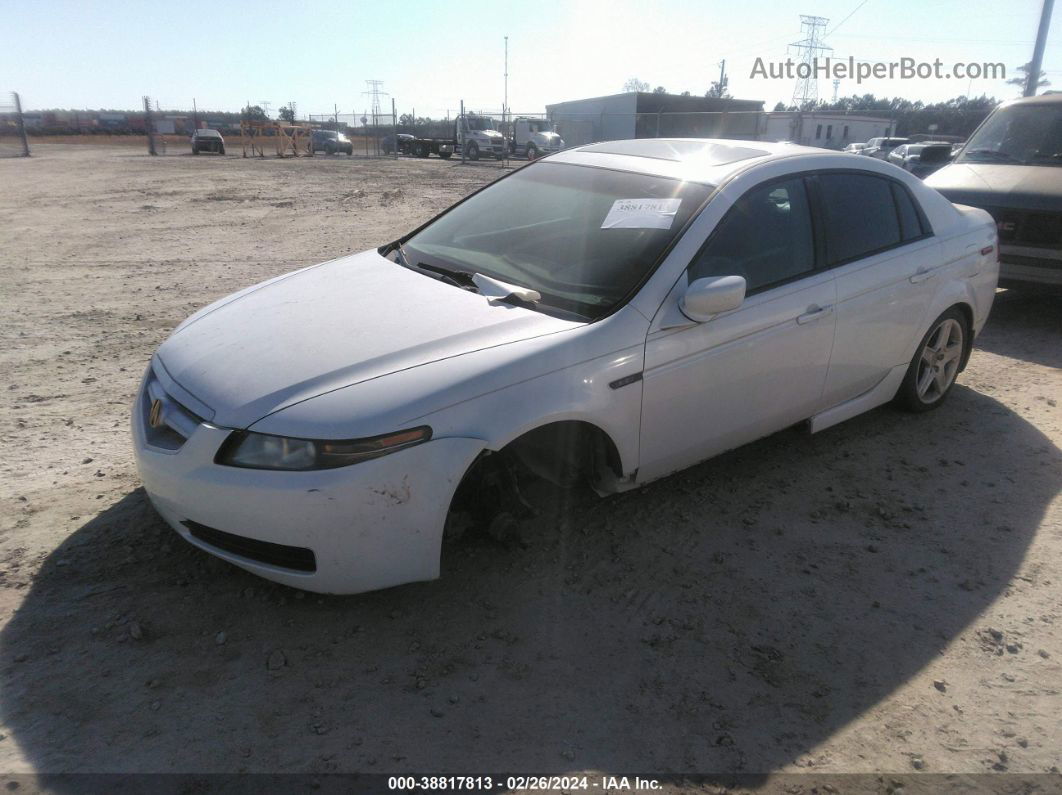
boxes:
[195,128,221,136]
[1007,92,1062,105]
[548,138,840,185]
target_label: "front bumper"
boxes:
[132,374,483,594]
[999,246,1062,287]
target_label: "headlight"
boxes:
[216,426,432,471]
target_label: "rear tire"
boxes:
[895,307,968,413]
[192,146,199,155]
[439,151,452,160]
[218,145,225,155]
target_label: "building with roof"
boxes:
[761,111,895,149]
[546,92,764,147]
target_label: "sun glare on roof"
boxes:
[580,139,769,164]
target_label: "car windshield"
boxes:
[528,121,552,132]
[958,103,1062,166]
[465,117,495,131]
[400,162,712,320]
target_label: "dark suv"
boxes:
[311,130,354,155]
[926,94,1062,289]
[191,128,225,155]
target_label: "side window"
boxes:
[818,174,902,264]
[688,177,815,293]
[891,182,926,241]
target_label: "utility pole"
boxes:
[392,97,398,159]
[718,59,726,94]
[789,15,832,108]
[832,78,840,102]
[192,97,198,130]
[12,92,29,157]
[504,35,509,130]
[1026,0,1055,96]
[143,95,157,156]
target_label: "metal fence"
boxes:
[1,93,995,162]
[0,92,30,157]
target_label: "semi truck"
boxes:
[509,117,565,159]
[389,114,506,160]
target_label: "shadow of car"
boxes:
[1,378,1056,778]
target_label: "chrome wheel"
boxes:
[915,317,963,404]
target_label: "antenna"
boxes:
[789,15,832,108]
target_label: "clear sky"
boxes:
[3,0,1058,117]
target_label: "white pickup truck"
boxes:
[509,117,565,160]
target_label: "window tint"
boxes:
[818,174,901,263]
[891,183,925,241]
[689,177,814,292]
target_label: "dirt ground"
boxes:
[0,145,1059,787]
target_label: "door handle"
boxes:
[909,267,935,284]
[796,304,833,325]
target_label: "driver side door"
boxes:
[637,175,837,483]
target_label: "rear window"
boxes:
[818,174,902,263]
[919,146,952,163]
[891,183,926,241]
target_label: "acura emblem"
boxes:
[149,398,165,429]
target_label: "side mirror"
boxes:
[680,275,746,322]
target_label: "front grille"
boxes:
[184,521,317,573]
[987,207,1062,249]
[142,370,203,450]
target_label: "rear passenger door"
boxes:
[814,172,941,407]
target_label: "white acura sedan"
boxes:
[133,139,999,594]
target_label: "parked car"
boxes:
[926,93,1062,289]
[190,128,224,155]
[843,142,868,154]
[886,143,954,178]
[381,133,414,155]
[863,137,910,159]
[311,130,353,155]
[133,138,998,595]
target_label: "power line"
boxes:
[828,0,871,35]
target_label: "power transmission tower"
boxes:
[789,15,832,108]
[363,80,388,125]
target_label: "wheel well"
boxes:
[953,302,975,372]
[449,421,623,517]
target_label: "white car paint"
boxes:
[133,139,999,594]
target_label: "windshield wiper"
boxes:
[415,261,480,290]
[962,148,1022,163]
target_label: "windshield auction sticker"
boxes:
[601,198,682,230]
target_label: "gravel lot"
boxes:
[1,145,1059,786]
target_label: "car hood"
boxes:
[473,130,503,139]
[156,249,579,429]
[925,163,1062,211]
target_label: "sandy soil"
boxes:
[0,145,1059,787]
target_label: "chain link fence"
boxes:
[6,94,997,161]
